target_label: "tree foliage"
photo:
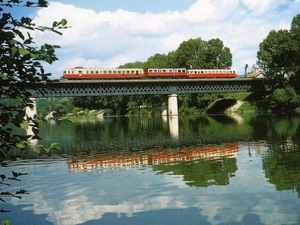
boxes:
[174,37,232,69]
[118,37,232,69]
[269,85,300,112]
[257,14,300,88]
[0,0,67,160]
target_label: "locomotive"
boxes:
[63,67,237,79]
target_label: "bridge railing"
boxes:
[25,78,270,98]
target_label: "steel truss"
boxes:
[28,78,270,98]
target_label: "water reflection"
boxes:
[68,143,239,188]
[162,115,179,139]
[3,114,300,224]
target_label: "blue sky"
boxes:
[6,0,300,78]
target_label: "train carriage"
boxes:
[63,67,237,80]
[187,69,236,79]
[63,67,145,79]
[144,68,187,78]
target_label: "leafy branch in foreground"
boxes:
[0,0,68,160]
[0,169,29,213]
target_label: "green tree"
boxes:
[144,53,170,68]
[175,38,208,69]
[257,14,300,89]
[0,0,67,160]
[206,38,232,69]
[174,37,232,69]
[257,29,295,70]
[269,85,300,112]
[119,61,145,68]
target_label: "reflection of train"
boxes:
[63,67,237,79]
[68,143,239,172]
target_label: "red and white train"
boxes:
[63,67,237,79]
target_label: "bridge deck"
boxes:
[24,78,270,98]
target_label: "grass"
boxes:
[222,92,260,113]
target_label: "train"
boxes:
[63,67,237,79]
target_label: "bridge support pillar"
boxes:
[25,98,37,145]
[168,94,178,116]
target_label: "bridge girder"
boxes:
[25,78,269,98]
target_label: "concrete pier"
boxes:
[168,94,178,116]
[25,98,37,145]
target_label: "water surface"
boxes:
[1,114,300,225]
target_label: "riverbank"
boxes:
[38,92,269,120]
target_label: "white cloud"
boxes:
[30,0,300,77]
[182,0,240,23]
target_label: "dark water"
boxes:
[1,114,300,225]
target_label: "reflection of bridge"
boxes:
[68,143,239,172]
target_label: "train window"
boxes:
[78,71,82,74]
[108,71,112,74]
[95,71,98,74]
[91,71,94,74]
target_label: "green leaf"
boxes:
[20,120,29,129]
[11,46,18,57]
[60,18,67,26]
[33,145,41,153]
[16,142,26,149]
[19,48,29,55]
[1,86,10,91]
[2,219,11,225]
[50,142,59,150]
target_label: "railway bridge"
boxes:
[27,78,269,115]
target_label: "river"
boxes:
[1,114,300,225]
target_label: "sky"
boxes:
[6,0,300,78]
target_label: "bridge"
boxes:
[29,78,269,97]
[24,78,269,116]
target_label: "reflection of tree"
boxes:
[261,115,300,198]
[263,148,300,197]
[153,157,237,187]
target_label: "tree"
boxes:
[175,38,208,69]
[257,14,300,89]
[0,1,67,160]
[269,85,300,112]
[174,37,232,69]
[257,29,296,71]
[119,61,145,68]
[206,38,232,69]
[144,53,170,68]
